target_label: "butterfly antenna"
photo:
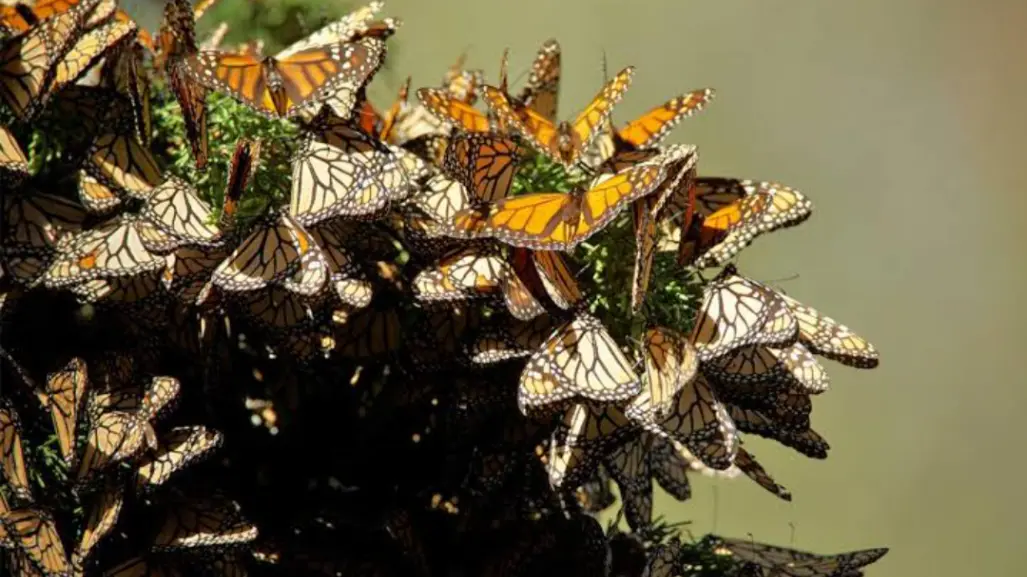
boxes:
[788,521,796,546]
[601,48,610,83]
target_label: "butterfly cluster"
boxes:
[1,1,889,576]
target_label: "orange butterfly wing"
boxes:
[567,67,634,158]
[418,87,490,132]
[617,88,714,149]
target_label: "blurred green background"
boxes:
[122,1,1027,575]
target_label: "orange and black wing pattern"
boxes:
[483,66,633,169]
[457,161,666,251]
[186,37,385,119]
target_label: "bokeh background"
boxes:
[120,1,1027,575]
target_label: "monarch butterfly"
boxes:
[544,400,636,489]
[290,110,410,225]
[42,216,168,289]
[152,492,258,551]
[689,265,785,361]
[586,88,715,171]
[519,312,641,416]
[483,66,633,169]
[362,75,410,143]
[604,432,705,531]
[774,292,879,369]
[72,477,124,568]
[184,36,386,120]
[0,506,71,576]
[210,210,326,295]
[443,132,521,203]
[672,178,813,268]
[103,40,151,145]
[309,221,374,309]
[732,447,792,501]
[67,270,165,306]
[76,376,180,483]
[46,16,136,98]
[0,400,32,502]
[707,342,830,397]
[715,376,813,432]
[725,404,830,459]
[76,171,121,214]
[417,86,492,133]
[42,356,87,467]
[0,0,99,119]
[0,125,29,187]
[276,1,398,57]
[515,247,583,312]
[441,51,484,106]
[140,176,222,248]
[468,313,556,365]
[712,536,889,577]
[627,146,698,311]
[84,118,163,200]
[134,425,223,491]
[514,38,561,122]
[626,370,738,470]
[412,245,544,322]
[639,327,700,420]
[455,161,668,251]
[3,189,85,255]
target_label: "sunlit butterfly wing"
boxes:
[47,17,136,98]
[626,371,738,470]
[134,425,223,491]
[519,312,640,415]
[84,120,162,200]
[417,86,490,133]
[151,493,258,552]
[73,477,124,567]
[617,88,714,150]
[276,1,387,57]
[0,506,71,576]
[690,265,778,361]
[210,211,320,293]
[0,0,97,119]
[706,342,830,394]
[467,161,667,250]
[776,292,879,368]
[42,217,165,288]
[519,38,561,121]
[641,327,699,419]
[0,125,29,187]
[44,356,87,467]
[185,37,385,119]
[0,400,31,501]
[75,410,149,482]
[140,176,221,247]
